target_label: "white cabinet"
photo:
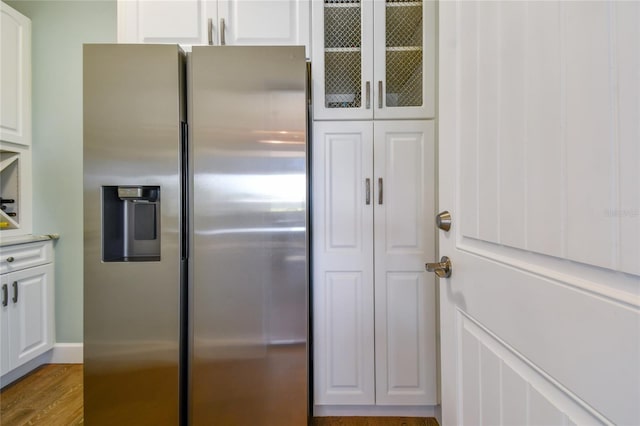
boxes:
[117,0,310,56]
[0,240,54,378]
[0,2,31,146]
[312,0,435,120]
[312,120,436,406]
[1,3,32,237]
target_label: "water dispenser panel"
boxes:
[102,185,161,262]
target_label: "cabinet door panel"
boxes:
[218,0,309,56]
[373,120,436,404]
[0,3,31,146]
[9,263,54,369]
[313,121,375,405]
[0,275,9,376]
[380,272,428,398]
[118,0,211,45]
[373,0,435,119]
[312,0,374,120]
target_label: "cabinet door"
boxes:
[373,0,435,119]
[7,263,54,370]
[312,0,374,120]
[0,2,31,146]
[373,120,437,404]
[117,0,213,46]
[0,274,9,376]
[217,0,310,56]
[313,121,375,405]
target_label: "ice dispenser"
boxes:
[102,186,160,261]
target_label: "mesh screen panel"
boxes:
[385,0,423,107]
[324,1,362,108]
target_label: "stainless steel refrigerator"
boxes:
[83,44,308,425]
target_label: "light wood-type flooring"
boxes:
[0,364,439,426]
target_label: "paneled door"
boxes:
[0,1,31,146]
[313,121,375,405]
[438,2,639,425]
[373,121,436,405]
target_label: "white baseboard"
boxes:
[49,342,83,364]
[313,405,438,417]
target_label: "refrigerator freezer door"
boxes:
[189,46,308,425]
[83,44,185,425]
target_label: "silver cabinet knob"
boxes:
[425,256,452,278]
[6,256,14,263]
[436,211,452,232]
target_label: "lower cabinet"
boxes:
[0,240,54,377]
[312,120,437,407]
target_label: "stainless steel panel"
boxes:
[189,46,308,425]
[83,44,185,425]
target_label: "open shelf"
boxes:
[0,150,21,230]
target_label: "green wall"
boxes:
[6,0,116,343]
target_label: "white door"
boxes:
[10,264,54,369]
[311,0,375,120]
[313,121,375,405]
[0,1,31,146]
[438,2,639,425]
[117,0,213,45]
[218,0,310,56]
[372,0,436,120]
[0,275,9,375]
[373,120,437,405]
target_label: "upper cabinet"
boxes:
[0,2,31,146]
[312,0,435,120]
[117,0,310,57]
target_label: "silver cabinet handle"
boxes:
[6,256,14,263]
[1,284,7,307]
[220,18,226,45]
[208,18,213,45]
[365,178,371,205]
[378,178,383,205]
[365,81,371,109]
[378,80,383,109]
[426,256,452,278]
[12,281,18,303]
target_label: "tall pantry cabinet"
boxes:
[311,0,437,413]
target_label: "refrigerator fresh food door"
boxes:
[189,46,308,425]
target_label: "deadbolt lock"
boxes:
[436,211,452,232]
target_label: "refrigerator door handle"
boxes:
[180,121,189,260]
[208,18,213,45]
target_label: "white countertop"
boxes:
[0,234,60,247]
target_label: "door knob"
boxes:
[425,256,452,278]
[436,211,452,231]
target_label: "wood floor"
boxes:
[1,364,439,426]
[1,364,84,425]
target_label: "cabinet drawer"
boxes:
[0,241,52,274]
